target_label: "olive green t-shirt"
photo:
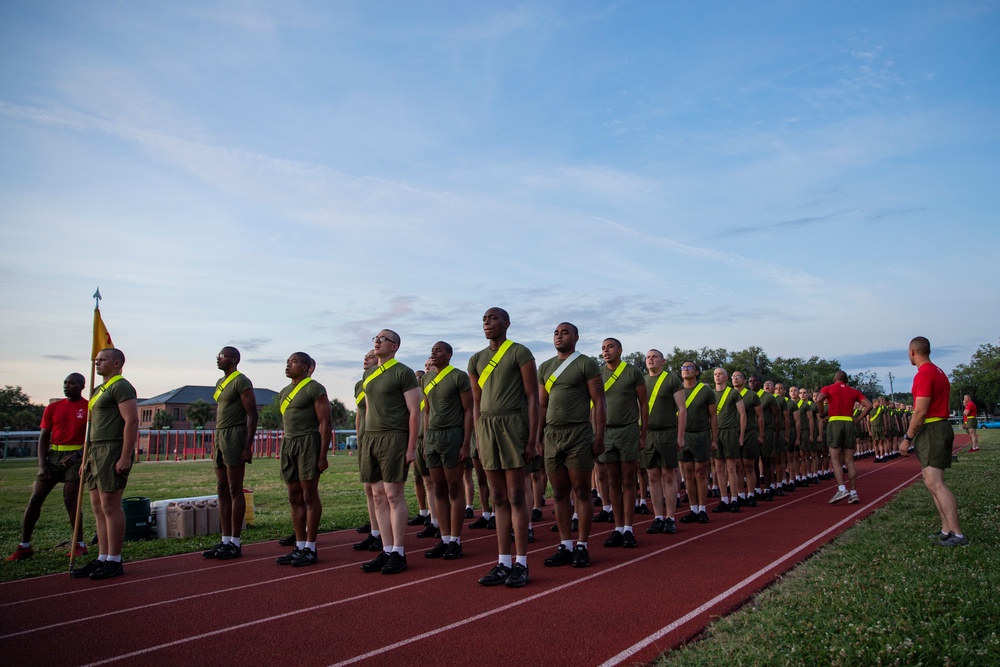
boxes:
[601,362,644,426]
[422,365,471,431]
[468,341,535,413]
[90,377,137,443]
[363,361,418,433]
[279,378,327,438]
[538,354,601,427]
[215,372,253,430]
[796,400,812,432]
[684,383,716,433]
[787,397,799,429]
[738,387,760,435]
[715,385,740,430]
[757,389,778,431]
[645,371,683,430]
[354,379,366,439]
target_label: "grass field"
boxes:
[658,430,999,667]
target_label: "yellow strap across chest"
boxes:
[363,359,398,390]
[477,340,513,389]
[280,377,313,415]
[213,371,242,401]
[88,375,123,411]
[685,383,705,409]
[648,371,670,413]
[355,390,365,406]
[716,386,732,414]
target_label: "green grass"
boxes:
[0,452,414,582]
[657,430,1000,667]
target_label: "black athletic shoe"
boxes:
[622,530,637,548]
[407,515,426,526]
[593,509,611,523]
[276,547,302,565]
[356,522,371,533]
[202,542,225,559]
[216,543,242,560]
[486,516,496,530]
[531,508,543,521]
[572,544,590,568]
[443,541,463,560]
[469,516,490,529]
[730,503,741,513]
[679,511,699,524]
[465,507,475,519]
[603,531,624,547]
[381,551,408,574]
[712,502,730,514]
[361,551,390,573]
[353,534,379,551]
[663,517,677,534]
[505,563,529,588]
[571,518,578,533]
[70,558,104,579]
[292,548,318,567]
[550,523,559,532]
[478,563,512,586]
[746,497,757,508]
[646,518,665,534]
[593,496,603,507]
[637,504,651,516]
[527,527,534,543]
[544,545,574,567]
[416,525,438,539]
[775,487,785,497]
[278,533,296,547]
[764,489,774,502]
[697,511,710,524]
[679,494,689,505]
[89,560,124,580]
[425,541,449,559]
[424,515,433,527]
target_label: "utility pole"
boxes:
[887,372,895,402]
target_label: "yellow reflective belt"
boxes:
[362,358,399,390]
[280,377,313,415]
[592,361,627,408]
[88,375,123,411]
[355,391,365,406]
[925,417,945,423]
[829,416,853,422]
[716,387,732,414]
[648,371,670,413]
[213,370,243,401]
[51,444,83,451]
[683,383,705,411]
[869,406,882,421]
[477,340,513,389]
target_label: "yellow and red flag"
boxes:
[91,288,114,359]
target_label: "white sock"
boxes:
[616,526,624,534]
[20,542,30,549]
[393,545,404,555]
[499,554,512,567]
[639,499,647,506]
[624,525,633,533]
[721,496,730,504]
[561,540,573,550]
[431,518,439,527]
[106,555,121,562]
[453,536,461,544]
[419,510,429,517]
[483,512,492,520]
[221,535,232,544]
[577,541,588,549]
[572,512,578,520]
[296,541,306,549]
[98,554,108,561]
[371,530,380,537]
[442,535,452,543]
[655,515,664,521]
[515,555,527,567]
[603,505,612,512]
[305,541,316,551]
[230,537,241,547]
[838,485,847,492]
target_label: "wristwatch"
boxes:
[903,433,913,442]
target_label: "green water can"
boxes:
[123,496,152,541]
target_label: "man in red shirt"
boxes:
[7,374,89,561]
[905,337,967,547]
[963,394,980,452]
[814,371,872,505]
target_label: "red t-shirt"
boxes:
[964,401,977,419]
[40,398,89,446]
[911,362,950,420]
[820,382,866,418]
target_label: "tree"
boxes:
[0,386,45,430]
[950,338,1000,415]
[152,409,173,430]
[623,351,649,376]
[186,399,215,429]
[330,398,350,428]
[258,396,282,430]
[729,346,772,380]
[850,370,884,398]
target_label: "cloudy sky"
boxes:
[2,1,997,407]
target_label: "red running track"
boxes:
[0,437,970,667]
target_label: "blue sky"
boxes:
[1,1,998,407]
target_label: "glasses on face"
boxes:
[681,365,696,371]
[372,336,396,344]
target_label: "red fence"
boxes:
[138,429,356,461]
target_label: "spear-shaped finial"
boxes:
[93,288,102,309]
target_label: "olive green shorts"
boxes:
[37,448,82,484]
[681,430,712,464]
[774,427,786,455]
[827,420,856,450]
[85,440,130,492]
[280,433,321,483]
[798,430,814,453]
[214,426,248,468]
[715,427,741,459]
[599,423,640,464]
[742,429,761,460]
[361,431,409,484]
[639,428,679,470]
[543,422,595,474]
[413,436,430,477]
[965,417,977,430]
[870,422,885,440]
[477,411,529,471]
[425,427,463,469]
[759,430,775,458]
[915,420,954,470]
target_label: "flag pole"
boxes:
[69,288,102,574]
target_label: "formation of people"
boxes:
[9,318,971,581]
